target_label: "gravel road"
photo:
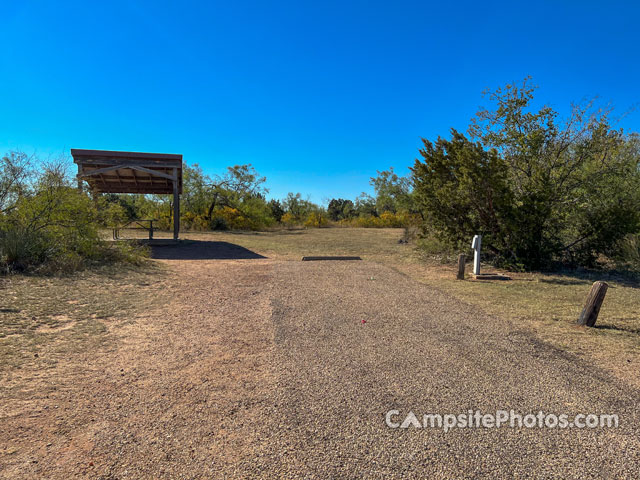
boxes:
[3,251,639,478]
[240,260,640,479]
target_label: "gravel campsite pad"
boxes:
[1,247,639,478]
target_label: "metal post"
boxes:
[173,168,180,241]
[471,235,482,275]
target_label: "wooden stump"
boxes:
[577,281,609,327]
[457,254,466,280]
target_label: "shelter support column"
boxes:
[173,168,180,240]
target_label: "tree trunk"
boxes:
[206,192,219,220]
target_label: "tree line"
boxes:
[99,165,420,231]
[2,77,639,273]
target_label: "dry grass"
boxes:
[117,226,416,262]
[0,264,166,372]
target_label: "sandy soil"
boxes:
[1,240,639,478]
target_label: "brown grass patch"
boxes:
[0,264,167,373]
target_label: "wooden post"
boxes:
[457,254,466,280]
[172,168,180,241]
[577,281,608,327]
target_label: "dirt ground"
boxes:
[1,233,639,478]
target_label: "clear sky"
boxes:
[2,0,639,204]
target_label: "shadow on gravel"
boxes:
[150,240,266,260]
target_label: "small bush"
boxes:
[99,241,150,267]
[281,212,297,228]
[417,232,456,255]
[214,206,250,229]
[182,212,217,231]
[304,212,329,228]
[339,210,421,228]
[0,228,47,272]
[209,216,229,231]
[615,234,640,271]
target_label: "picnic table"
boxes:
[113,219,158,240]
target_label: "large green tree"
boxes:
[370,168,414,214]
[327,198,355,221]
[412,131,514,257]
[413,79,640,269]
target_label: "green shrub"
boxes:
[338,210,421,228]
[0,228,47,272]
[615,234,640,271]
[0,156,148,274]
[209,216,229,231]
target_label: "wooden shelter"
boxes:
[72,149,183,240]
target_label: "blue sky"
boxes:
[1,0,639,204]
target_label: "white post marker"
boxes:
[471,234,482,275]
